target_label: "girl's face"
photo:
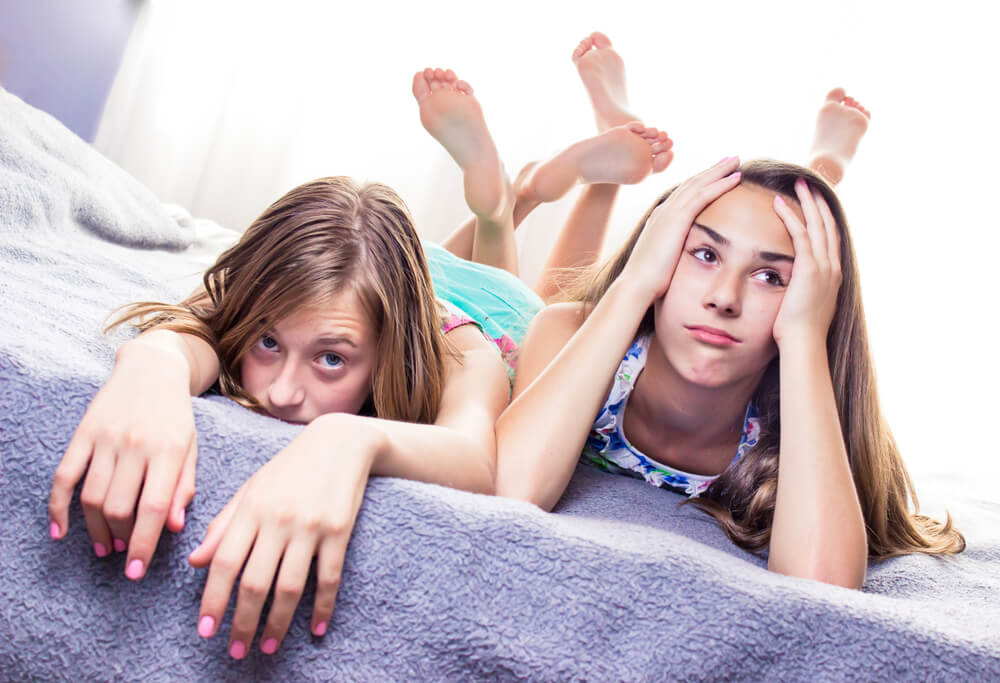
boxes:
[239,289,379,424]
[654,183,800,389]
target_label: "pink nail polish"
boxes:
[93,542,109,558]
[49,522,60,539]
[113,538,126,553]
[230,640,246,659]
[312,621,327,637]
[260,638,278,655]
[775,195,787,206]
[125,559,144,580]
[197,615,215,638]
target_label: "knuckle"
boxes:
[139,498,170,519]
[102,501,132,523]
[240,580,269,601]
[316,574,341,595]
[274,580,303,601]
[213,554,242,576]
[320,517,347,537]
[52,467,77,491]
[80,491,105,511]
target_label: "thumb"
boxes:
[166,441,197,533]
[188,485,243,568]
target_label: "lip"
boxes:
[685,325,741,346]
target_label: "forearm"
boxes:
[121,329,220,395]
[495,277,654,509]
[770,338,867,588]
[313,413,496,495]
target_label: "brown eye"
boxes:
[692,247,717,263]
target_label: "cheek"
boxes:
[311,367,373,416]
[239,356,270,394]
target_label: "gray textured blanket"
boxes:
[1,87,998,681]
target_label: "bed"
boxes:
[1,85,998,681]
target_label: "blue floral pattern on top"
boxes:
[581,334,761,497]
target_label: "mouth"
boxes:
[685,325,741,346]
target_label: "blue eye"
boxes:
[259,335,278,350]
[320,353,344,369]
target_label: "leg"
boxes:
[807,88,871,186]
[530,32,673,299]
[413,68,517,274]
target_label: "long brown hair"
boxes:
[110,176,452,424]
[565,160,964,560]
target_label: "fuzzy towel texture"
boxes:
[1,87,999,682]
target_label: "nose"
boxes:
[703,270,742,317]
[267,361,306,409]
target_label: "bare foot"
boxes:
[573,32,638,131]
[516,124,674,203]
[412,68,507,220]
[807,87,871,186]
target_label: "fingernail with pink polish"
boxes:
[113,538,126,553]
[93,542,109,558]
[197,615,215,638]
[49,522,60,539]
[125,559,144,580]
[312,621,327,637]
[230,640,246,659]
[260,638,278,655]
[775,195,786,206]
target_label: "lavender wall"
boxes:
[0,0,140,141]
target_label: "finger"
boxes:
[49,430,97,541]
[189,485,246,568]
[78,444,116,557]
[166,439,198,533]
[259,537,316,654]
[125,456,181,580]
[692,169,743,208]
[687,155,741,189]
[773,194,812,263]
[793,179,828,263]
[102,452,146,553]
[814,192,842,271]
[197,516,258,642]
[229,530,290,659]
[309,535,348,639]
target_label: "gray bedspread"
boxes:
[1,86,998,682]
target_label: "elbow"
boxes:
[768,542,868,590]
[494,464,556,511]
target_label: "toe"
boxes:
[652,150,674,173]
[456,79,473,95]
[443,69,457,83]
[825,87,847,103]
[591,31,612,49]
[412,72,430,100]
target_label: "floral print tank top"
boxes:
[581,333,761,498]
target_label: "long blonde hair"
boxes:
[110,176,452,424]
[565,160,964,560]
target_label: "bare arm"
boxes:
[495,282,652,510]
[768,180,867,588]
[120,327,220,396]
[364,322,510,493]
[769,339,867,588]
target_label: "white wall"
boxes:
[95,0,1000,508]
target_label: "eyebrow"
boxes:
[315,336,357,348]
[692,223,794,264]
